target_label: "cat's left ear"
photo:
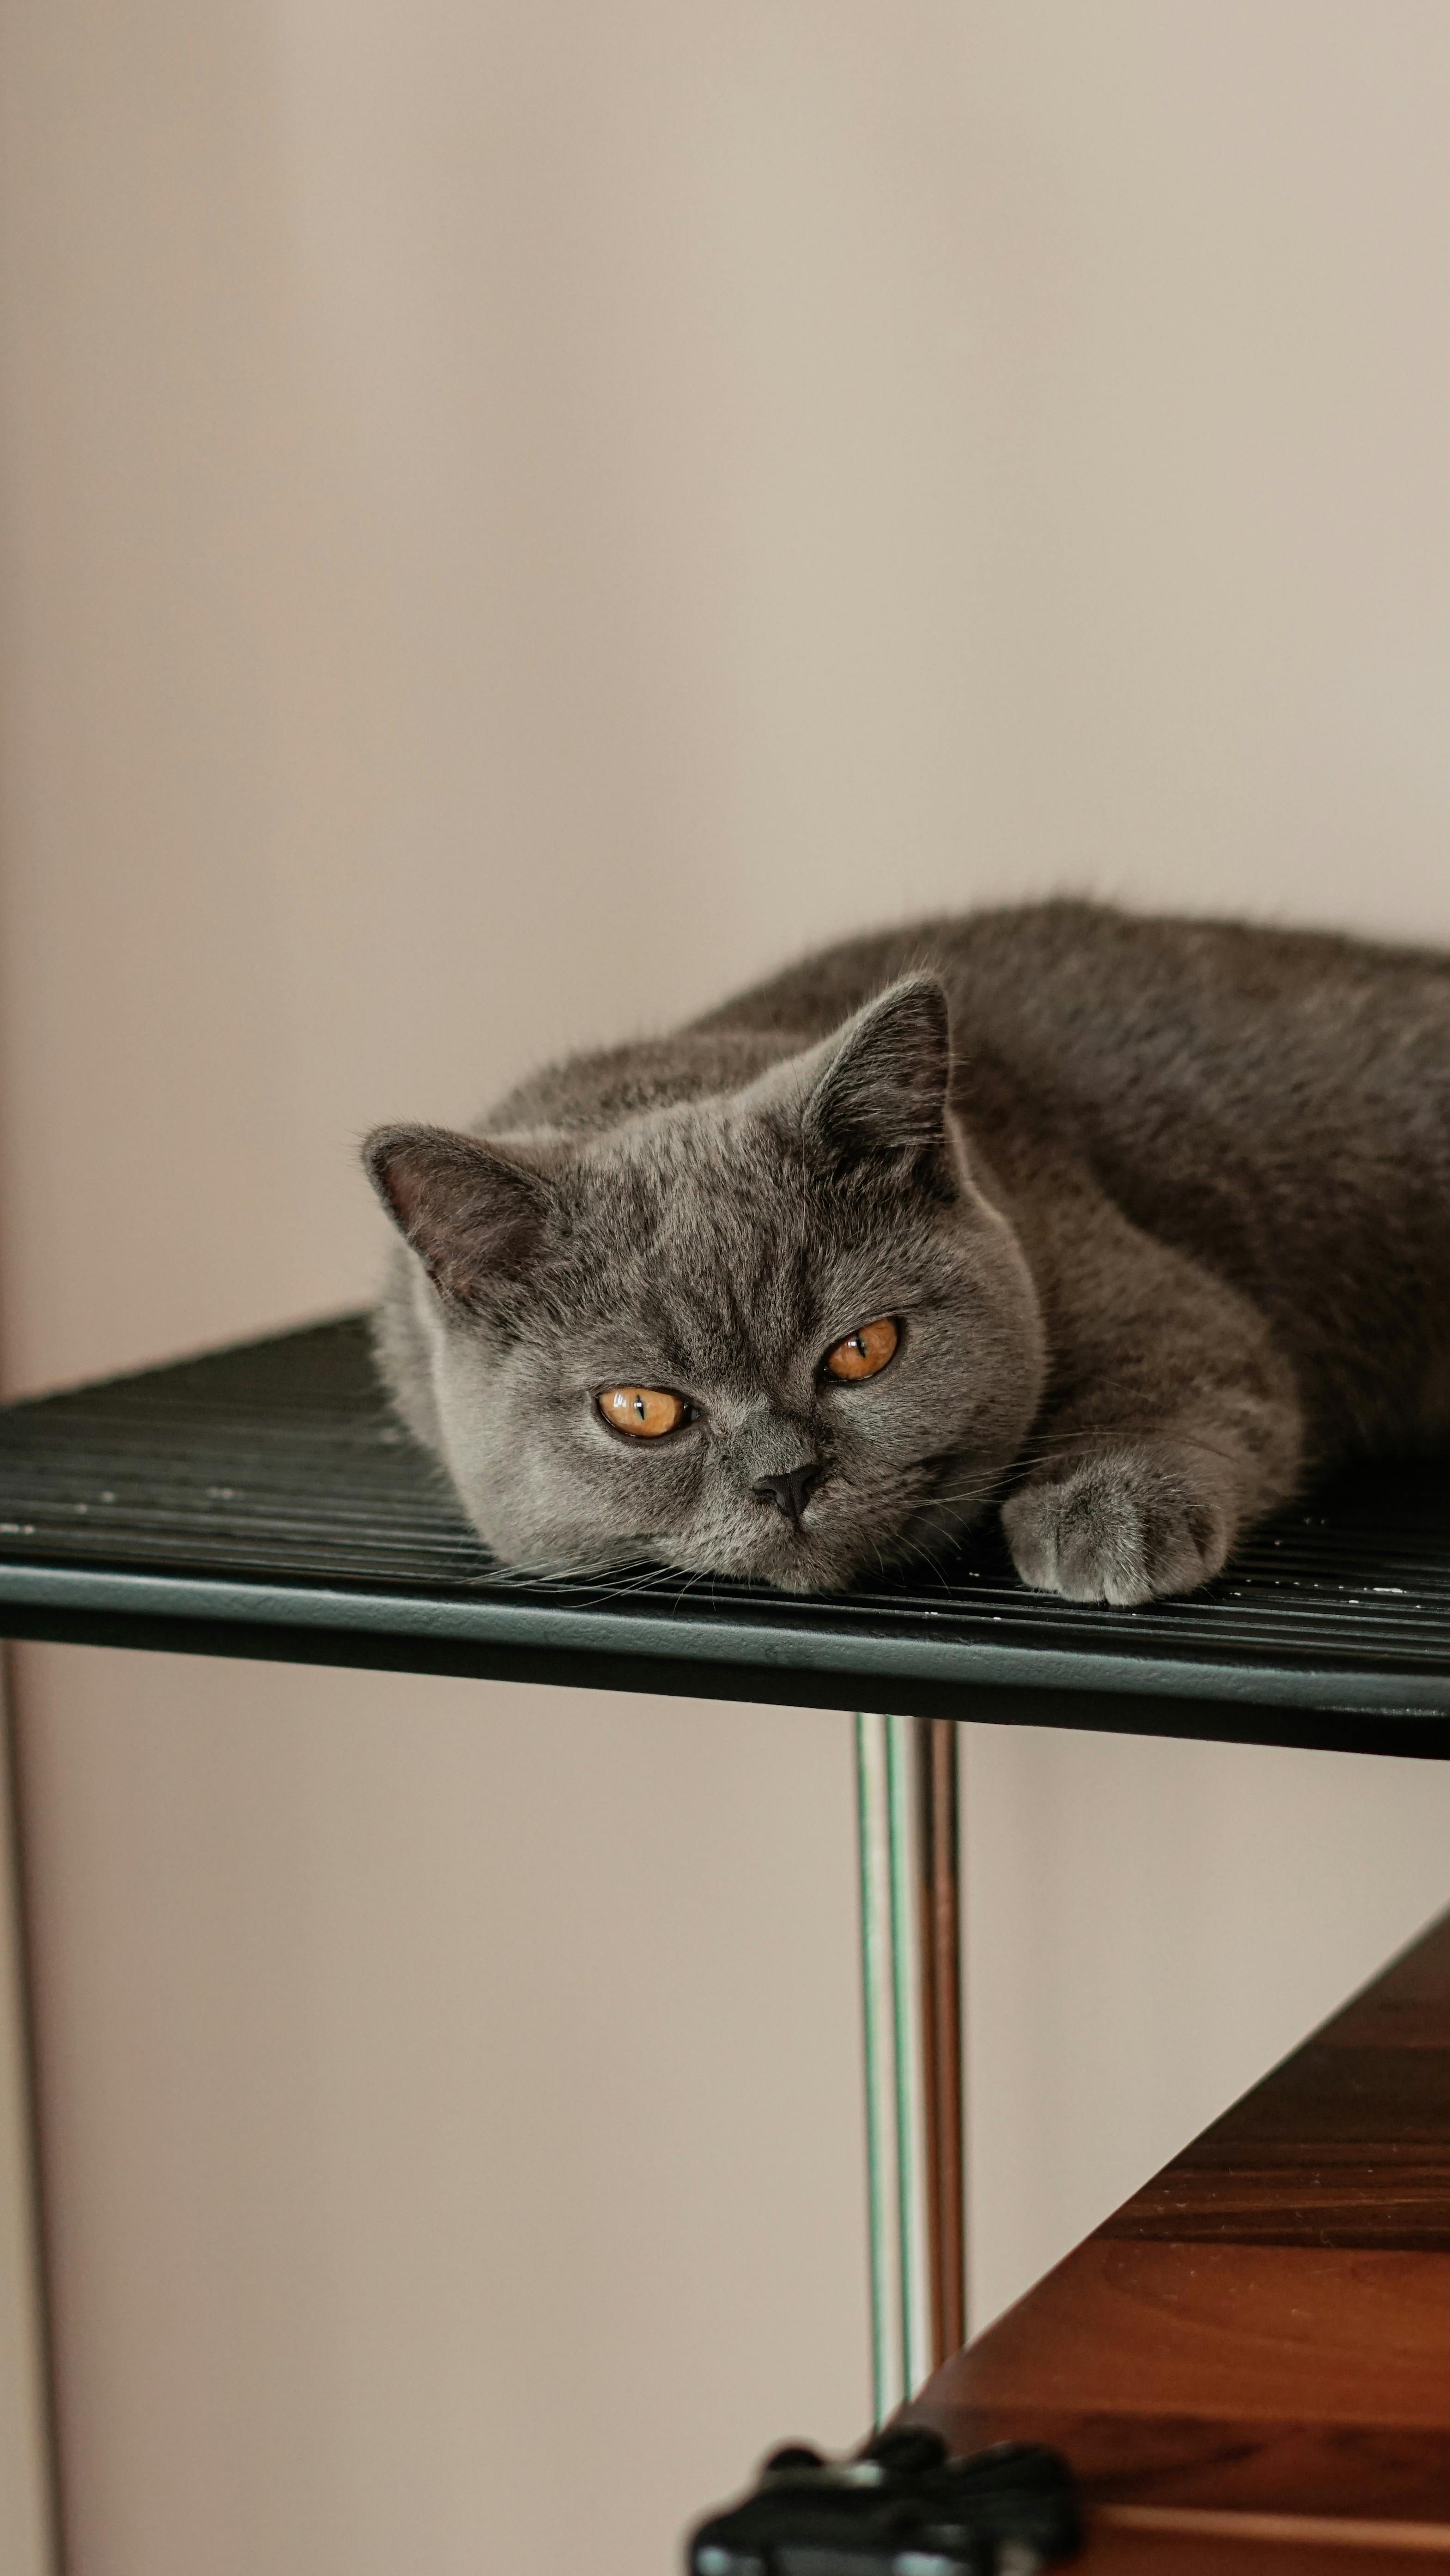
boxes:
[803,975,956,1190]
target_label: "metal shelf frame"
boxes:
[4,1313,1450,2415]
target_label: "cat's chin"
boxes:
[751,1556,846,1596]
[655,1525,860,1594]
[656,1522,935,1596]
[646,1482,1003,1595]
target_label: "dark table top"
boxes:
[907,1899,1450,2561]
[0,1316,1448,1752]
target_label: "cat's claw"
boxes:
[1001,1443,1234,1607]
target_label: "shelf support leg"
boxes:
[854,1713,965,2423]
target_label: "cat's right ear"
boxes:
[363,1125,548,1311]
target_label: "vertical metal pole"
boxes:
[854,1713,898,2426]
[916,1717,965,2364]
[855,1712,966,2422]
[885,1711,924,2393]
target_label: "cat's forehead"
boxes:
[573,1096,799,1227]
[554,1105,893,1376]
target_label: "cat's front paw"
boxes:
[1001,1444,1235,1606]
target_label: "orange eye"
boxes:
[598,1386,688,1439]
[824,1317,899,1382]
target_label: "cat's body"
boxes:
[366,903,1450,1601]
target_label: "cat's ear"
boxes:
[804,976,954,1186]
[363,1124,549,1310]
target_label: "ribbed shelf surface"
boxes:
[0,1316,1446,1752]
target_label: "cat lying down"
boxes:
[364,901,1450,1602]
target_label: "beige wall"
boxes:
[0,1698,55,2576]
[5,3,1450,2570]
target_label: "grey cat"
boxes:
[364,903,1450,1602]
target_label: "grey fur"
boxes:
[364,902,1450,1602]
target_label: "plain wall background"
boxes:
[5,4,1450,2571]
[0,1695,55,2576]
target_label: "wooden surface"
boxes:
[909,1905,1450,2566]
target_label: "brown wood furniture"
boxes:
[908,1905,1450,2568]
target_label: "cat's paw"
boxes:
[1000,1444,1234,1606]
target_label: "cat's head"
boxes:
[364,978,1046,1592]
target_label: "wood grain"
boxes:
[907,1905,1450,2550]
[1080,2515,1450,2572]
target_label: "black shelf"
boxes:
[0,1315,1447,1756]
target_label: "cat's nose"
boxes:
[752,1462,821,1524]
